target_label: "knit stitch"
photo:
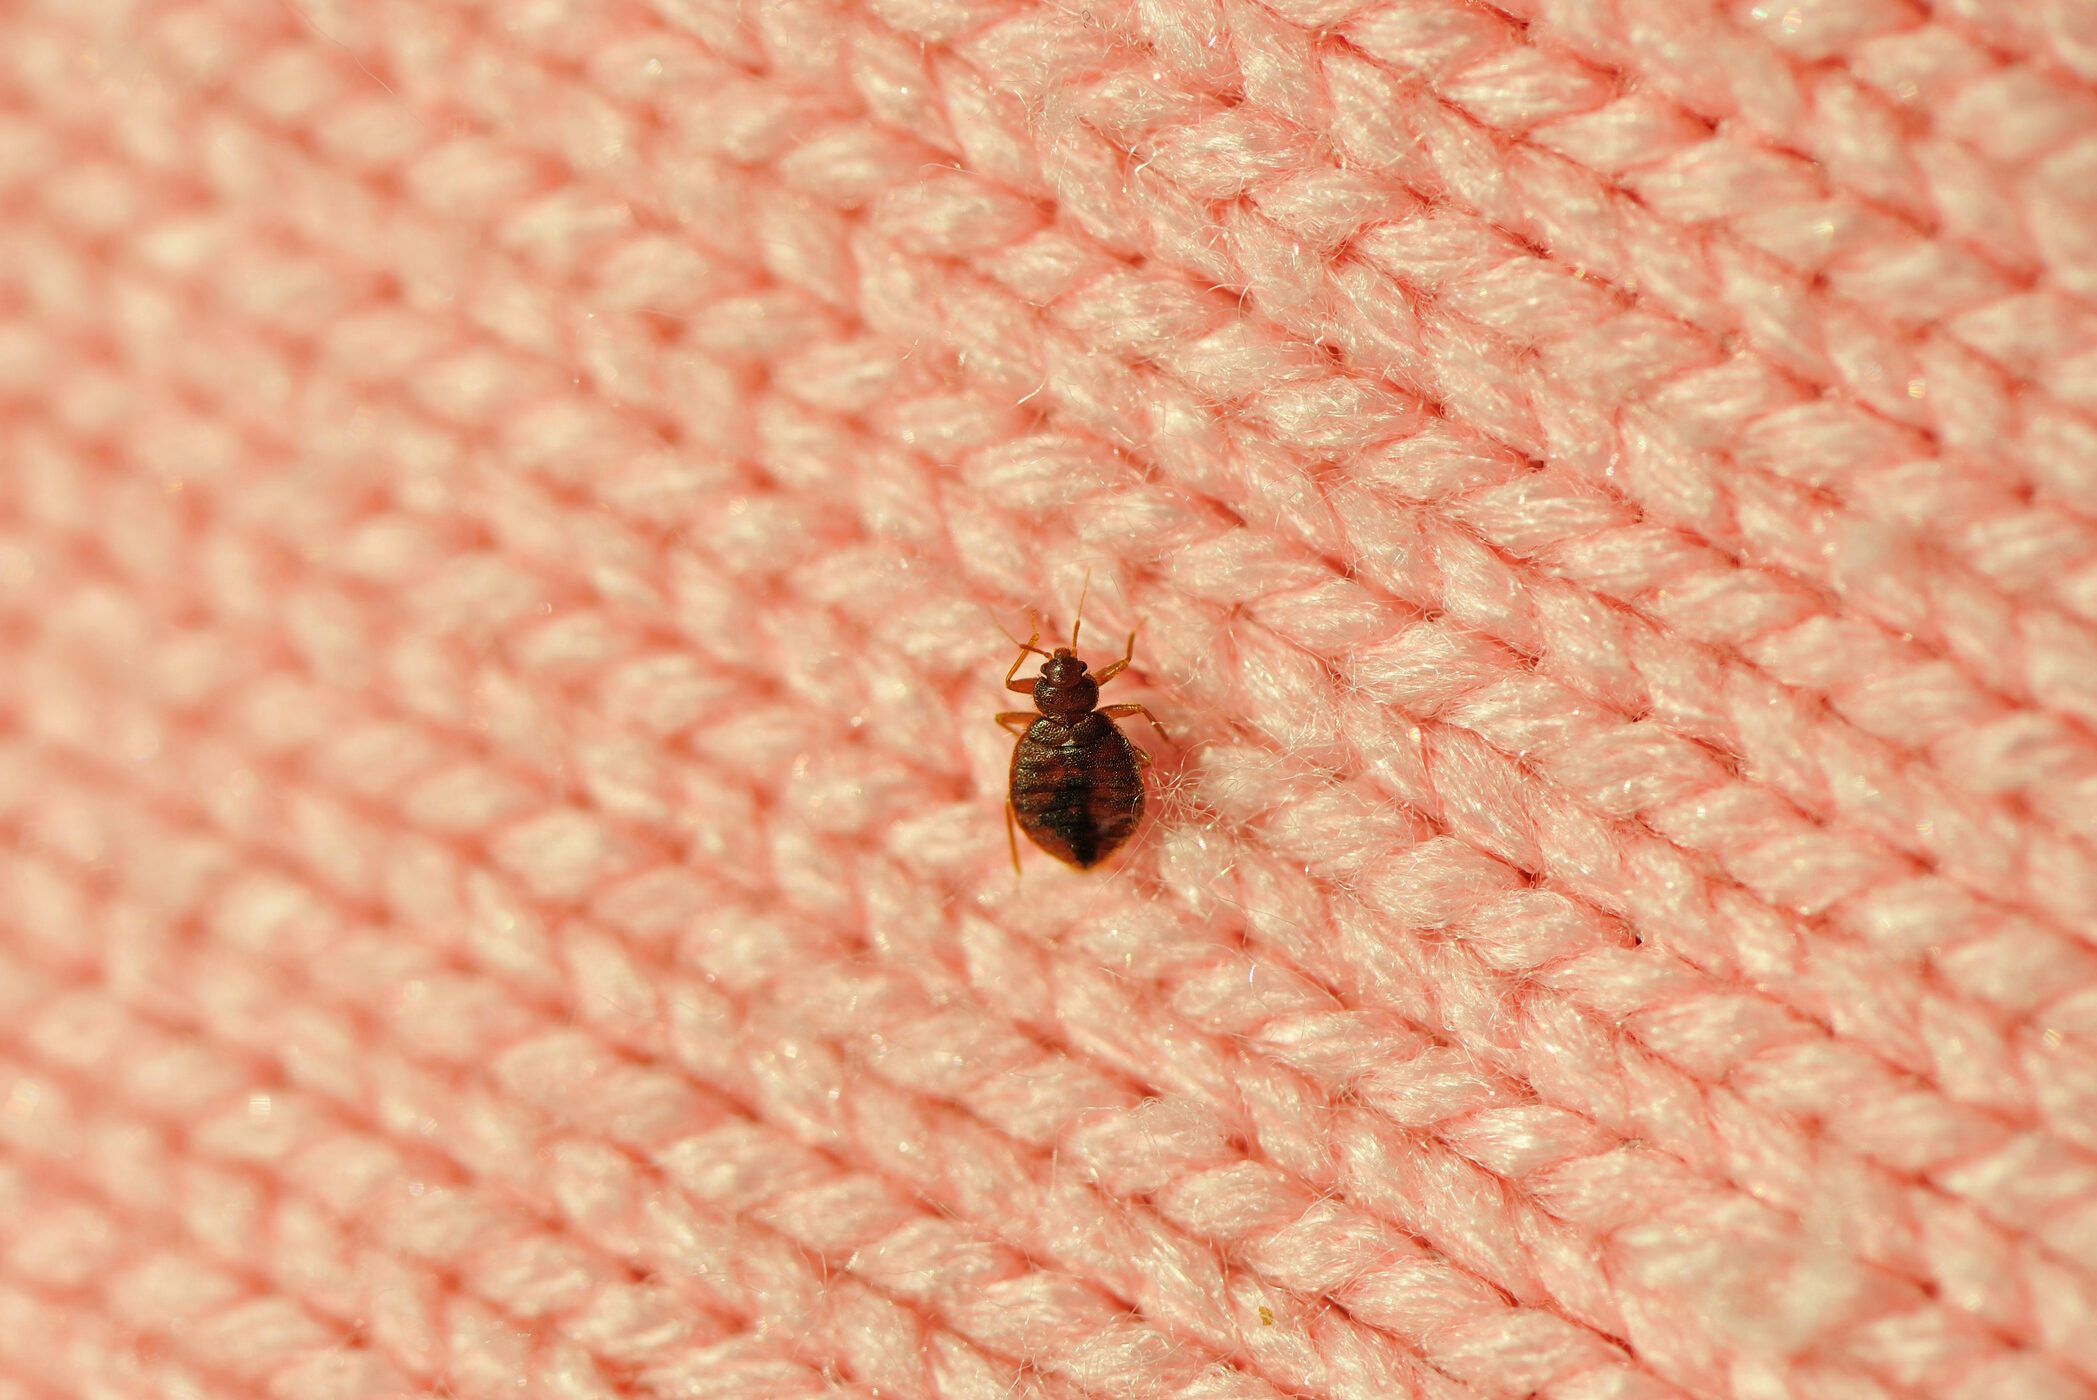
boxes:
[2,0,2095,1396]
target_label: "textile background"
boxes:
[5,0,2097,1395]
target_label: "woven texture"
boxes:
[6,0,2097,1395]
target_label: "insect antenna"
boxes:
[988,607,1053,658]
[1070,569,1091,651]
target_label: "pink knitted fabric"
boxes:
[6,0,2097,1395]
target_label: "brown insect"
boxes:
[996,596,1167,872]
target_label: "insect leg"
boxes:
[1094,626,1141,684]
[1005,802,1022,877]
[1100,702,1169,744]
[995,711,1034,735]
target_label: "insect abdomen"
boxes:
[1009,717,1144,869]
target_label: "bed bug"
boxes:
[995,595,1167,872]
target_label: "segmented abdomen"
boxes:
[1009,716,1144,869]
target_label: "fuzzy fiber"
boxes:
[4,0,2097,1396]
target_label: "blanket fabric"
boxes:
[5,0,2097,1395]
